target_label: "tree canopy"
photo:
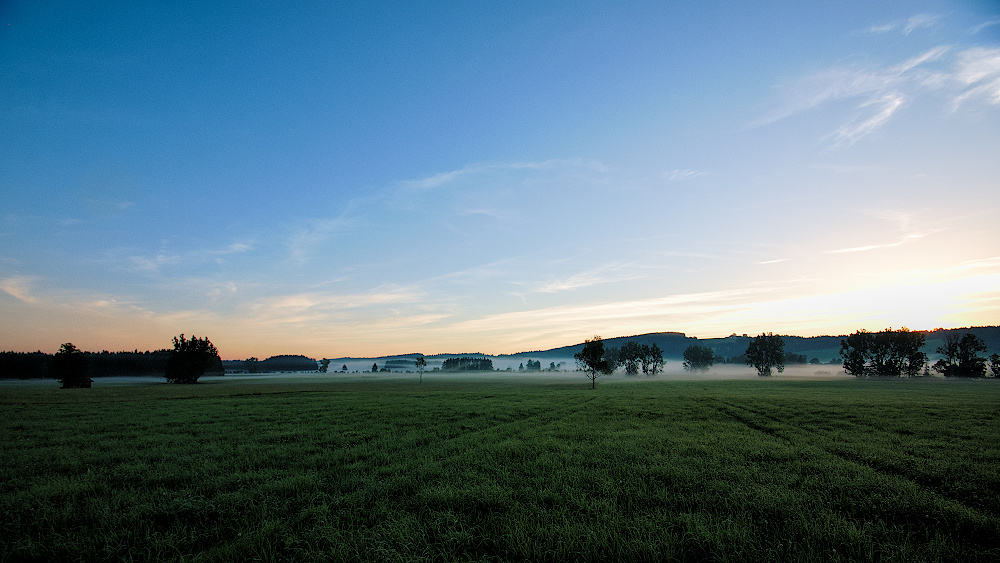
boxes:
[840,328,926,377]
[934,333,988,377]
[682,345,714,372]
[639,343,664,375]
[53,343,91,389]
[745,333,785,376]
[164,335,221,384]
[575,336,614,389]
[617,342,643,375]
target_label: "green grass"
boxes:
[2,376,998,562]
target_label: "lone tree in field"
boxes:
[745,333,785,376]
[934,332,988,377]
[682,344,715,372]
[318,359,330,373]
[415,356,426,383]
[575,336,614,389]
[53,342,92,389]
[990,354,1000,378]
[164,334,221,384]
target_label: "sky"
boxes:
[2,1,999,360]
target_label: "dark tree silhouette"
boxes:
[53,343,91,389]
[618,342,642,375]
[640,343,664,376]
[575,336,614,389]
[318,359,330,373]
[415,356,426,383]
[841,328,926,377]
[934,333,988,377]
[682,345,715,372]
[372,362,378,372]
[442,357,494,371]
[164,335,220,384]
[245,357,259,373]
[989,353,1000,378]
[745,333,785,376]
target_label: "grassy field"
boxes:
[1,375,998,562]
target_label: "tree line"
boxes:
[2,335,224,388]
[574,328,1000,388]
[441,357,494,371]
[573,338,667,388]
[841,328,999,378]
[1,348,176,379]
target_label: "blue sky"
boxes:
[2,1,999,359]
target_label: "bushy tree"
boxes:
[53,343,91,389]
[840,328,926,377]
[745,333,784,376]
[603,346,620,373]
[372,362,378,372]
[575,336,614,389]
[682,345,714,372]
[164,335,220,384]
[989,353,1000,378]
[841,330,872,376]
[318,359,330,373]
[934,333,988,377]
[245,357,259,373]
[639,343,664,375]
[618,342,643,375]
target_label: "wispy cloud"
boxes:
[970,19,1000,35]
[828,232,928,254]
[756,44,1000,144]
[663,169,707,181]
[245,285,424,325]
[0,276,38,304]
[904,14,940,35]
[867,13,940,35]
[401,159,602,190]
[827,209,935,253]
[288,158,612,264]
[828,93,905,145]
[947,47,1000,109]
[530,262,644,294]
[127,241,256,274]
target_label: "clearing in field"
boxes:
[1,376,998,562]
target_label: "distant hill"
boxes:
[260,355,318,372]
[324,326,999,365]
[528,327,999,363]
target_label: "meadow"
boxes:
[1,375,998,562]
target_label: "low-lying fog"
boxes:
[222,360,850,383]
[0,361,850,388]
